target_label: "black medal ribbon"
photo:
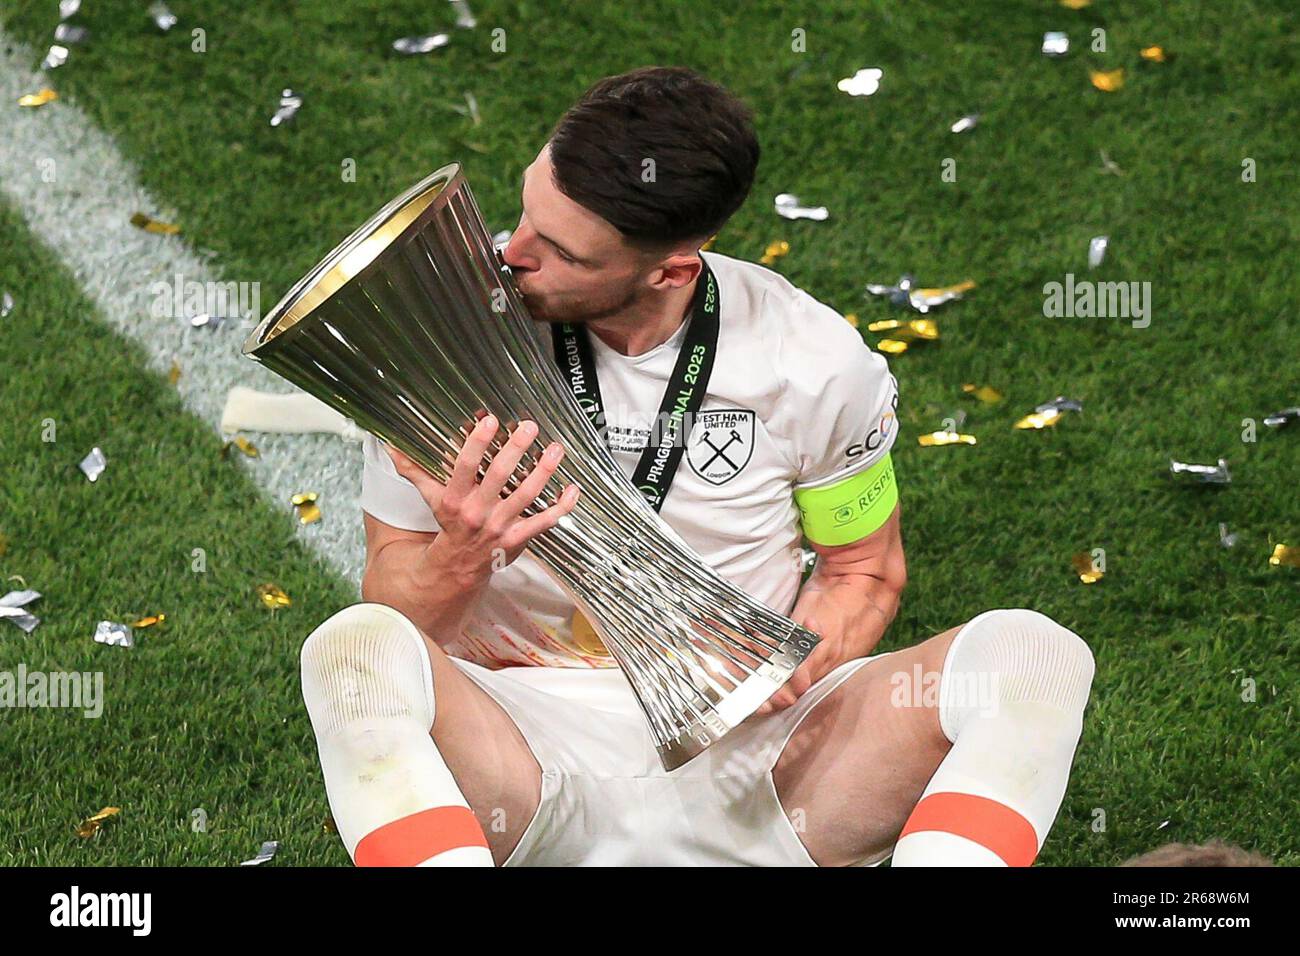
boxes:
[551,258,719,513]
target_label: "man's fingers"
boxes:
[500,483,580,551]
[499,440,567,522]
[786,666,814,699]
[478,419,540,504]
[445,413,500,499]
[385,443,448,509]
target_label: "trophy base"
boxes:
[656,654,803,772]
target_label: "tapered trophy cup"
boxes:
[242,163,819,770]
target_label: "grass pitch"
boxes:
[1,0,1297,865]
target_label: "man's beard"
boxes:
[521,281,641,325]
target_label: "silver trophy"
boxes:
[242,163,819,770]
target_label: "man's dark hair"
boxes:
[547,66,760,251]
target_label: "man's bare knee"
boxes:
[411,632,543,865]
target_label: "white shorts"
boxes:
[450,652,893,866]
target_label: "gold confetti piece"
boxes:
[1269,544,1299,568]
[322,815,338,834]
[759,240,790,266]
[129,212,181,235]
[877,339,910,355]
[700,234,717,252]
[918,430,977,447]
[843,312,859,328]
[221,435,260,459]
[1016,408,1062,429]
[1090,69,1126,93]
[962,383,1004,404]
[167,360,181,385]
[1072,552,1104,584]
[292,491,322,525]
[18,88,58,108]
[866,318,939,340]
[1061,0,1091,8]
[77,806,121,838]
[0,532,7,559]
[1140,46,1166,62]
[131,613,166,628]
[257,583,291,610]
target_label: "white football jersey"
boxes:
[360,250,899,668]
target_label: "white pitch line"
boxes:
[0,29,366,589]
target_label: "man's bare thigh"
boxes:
[771,625,964,866]
[418,633,543,866]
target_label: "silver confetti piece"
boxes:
[774,193,829,221]
[41,44,69,70]
[1169,458,1231,485]
[866,274,974,314]
[270,89,302,127]
[94,620,134,648]
[79,446,107,482]
[1263,406,1298,428]
[1219,523,1238,548]
[837,67,883,97]
[393,33,450,55]
[451,0,478,29]
[1042,32,1069,57]
[239,840,280,866]
[866,274,916,309]
[0,590,42,634]
[1,291,13,318]
[54,23,89,44]
[1088,235,1108,269]
[950,113,979,134]
[1036,396,1084,415]
[59,0,81,20]
[492,229,514,251]
[149,2,178,32]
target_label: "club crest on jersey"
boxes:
[687,409,755,485]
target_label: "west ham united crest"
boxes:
[687,409,755,485]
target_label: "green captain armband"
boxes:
[793,452,897,546]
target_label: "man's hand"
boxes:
[750,504,906,718]
[384,413,580,586]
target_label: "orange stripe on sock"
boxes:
[354,806,489,867]
[898,791,1039,866]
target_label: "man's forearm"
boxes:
[794,570,902,657]
[360,538,489,647]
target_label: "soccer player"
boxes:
[300,67,1095,867]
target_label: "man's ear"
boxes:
[650,252,702,290]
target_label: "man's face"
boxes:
[502,145,652,324]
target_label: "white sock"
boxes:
[300,603,493,866]
[891,608,1096,866]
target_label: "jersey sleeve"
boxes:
[786,295,900,491]
[360,432,443,533]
